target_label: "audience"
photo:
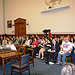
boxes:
[0,34,75,75]
[0,34,75,65]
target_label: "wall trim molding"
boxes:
[26,32,75,34]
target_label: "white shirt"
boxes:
[25,40,30,45]
[6,44,17,51]
[61,42,72,53]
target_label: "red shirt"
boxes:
[32,40,39,46]
[48,32,52,39]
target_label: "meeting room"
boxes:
[0,0,75,75]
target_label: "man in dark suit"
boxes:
[49,39,60,63]
[20,37,25,45]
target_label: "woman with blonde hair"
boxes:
[38,38,45,59]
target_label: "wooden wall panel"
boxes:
[14,18,26,36]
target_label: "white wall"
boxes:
[0,0,4,34]
[3,0,75,34]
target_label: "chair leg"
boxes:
[66,58,67,64]
[20,71,22,75]
[11,66,13,75]
[70,56,71,63]
[28,66,30,75]
[20,69,22,75]
[66,56,71,64]
[33,59,34,67]
[20,72,22,75]
[11,72,13,75]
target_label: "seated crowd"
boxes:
[0,34,75,65]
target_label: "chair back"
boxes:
[18,46,26,55]
[19,47,24,52]
[21,54,29,65]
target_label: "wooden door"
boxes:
[14,18,26,36]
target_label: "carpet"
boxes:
[0,58,62,75]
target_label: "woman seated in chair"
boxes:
[25,37,30,46]
[38,38,52,60]
[25,37,32,54]
[31,37,39,58]
[38,38,45,59]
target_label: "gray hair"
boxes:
[61,63,75,75]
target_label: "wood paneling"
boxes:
[14,18,26,36]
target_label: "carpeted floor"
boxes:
[0,58,62,75]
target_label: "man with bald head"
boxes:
[57,37,73,65]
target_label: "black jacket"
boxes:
[51,42,60,53]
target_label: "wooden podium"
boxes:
[14,18,26,36]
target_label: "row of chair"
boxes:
[11,45,35,75]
